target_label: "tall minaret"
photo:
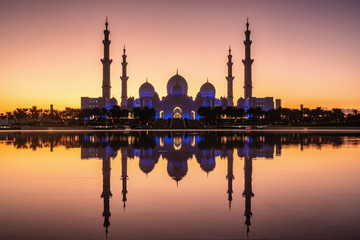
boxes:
[226,47,234,106]
[101,154,112,237]
[101,18,113,100]
[242,18,254,99]
[242,156,254,237]
[121,148,128,209]
[226,149,234,209]
[120,47,129,108]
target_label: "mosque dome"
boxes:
[200,81,215,98]
[172,83,184,96]
[167,73,188,96]
[139,81,155,98]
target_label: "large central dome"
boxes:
[167,73,188,96]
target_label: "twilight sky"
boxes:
[0,0,359,112]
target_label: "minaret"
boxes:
[226,47,234,106]
[226,149,234,209]
[101,154,112,237]
[242,18,254,99]
[120,47,129,108]
[242,156,254,237]
[101,18,113,100]
[121,148,128,209]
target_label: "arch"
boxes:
[173,107,182,119]
[159,111,165,119]
[191,111,196,120]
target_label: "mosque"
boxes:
[81,19,281,118]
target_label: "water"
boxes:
[0,131,360,240]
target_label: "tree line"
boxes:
[0,106,155,126]
[198,106,360,126]
[1,105,359,127]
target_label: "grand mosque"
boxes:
[81,19,281,119]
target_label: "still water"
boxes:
[0,131,360,240]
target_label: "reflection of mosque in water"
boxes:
[80,132,277,237]
[2,131,359,237]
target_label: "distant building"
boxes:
[276,99,281,109]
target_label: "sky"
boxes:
[0,0,359,112]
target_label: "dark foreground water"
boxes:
[0,131,360,240]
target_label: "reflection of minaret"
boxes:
[101,18,113,100]
[226,47,234,106]
[242,156,254,237]
[226,149,234,209]
[101,155,112,237]
[242,18,254,99]
[121,149,128,209]
[120,47,129,107]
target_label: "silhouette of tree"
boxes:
[13,108,28,125]
[132,107,156,125]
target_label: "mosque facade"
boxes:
[81,19,281,118]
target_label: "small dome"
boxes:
[142,97,152,108]
[200,81,215,98]
[139,158,155,174]
[172,83,184,96]
[220,97,228,107]
[139,81,155,98]
[167,74,188,96]
[237,97,247,108]
[127,97,134,107]
[203,97,212,107]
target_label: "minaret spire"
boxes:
[242,18,254,99]
[226,149,234,210]
[101,154,112,238]
[226,46,234,106]
[101,18,113,102]
[243,156,255,237]
[120,45,129,108]
[121,149,128,209]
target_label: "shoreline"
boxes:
[1,126,360,133]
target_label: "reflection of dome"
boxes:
[167,160,188,182]
[139,158,155,174]
[139,149,156,174]
[200,81,215,98]
[167,74,188,96]
[139,81,155,98]
[172,83,184,96]
[198,150,216,173]
[200,158,216,173]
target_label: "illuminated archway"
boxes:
[173,107,182,119]
[191,111,196,120]
[159,111,165,119]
